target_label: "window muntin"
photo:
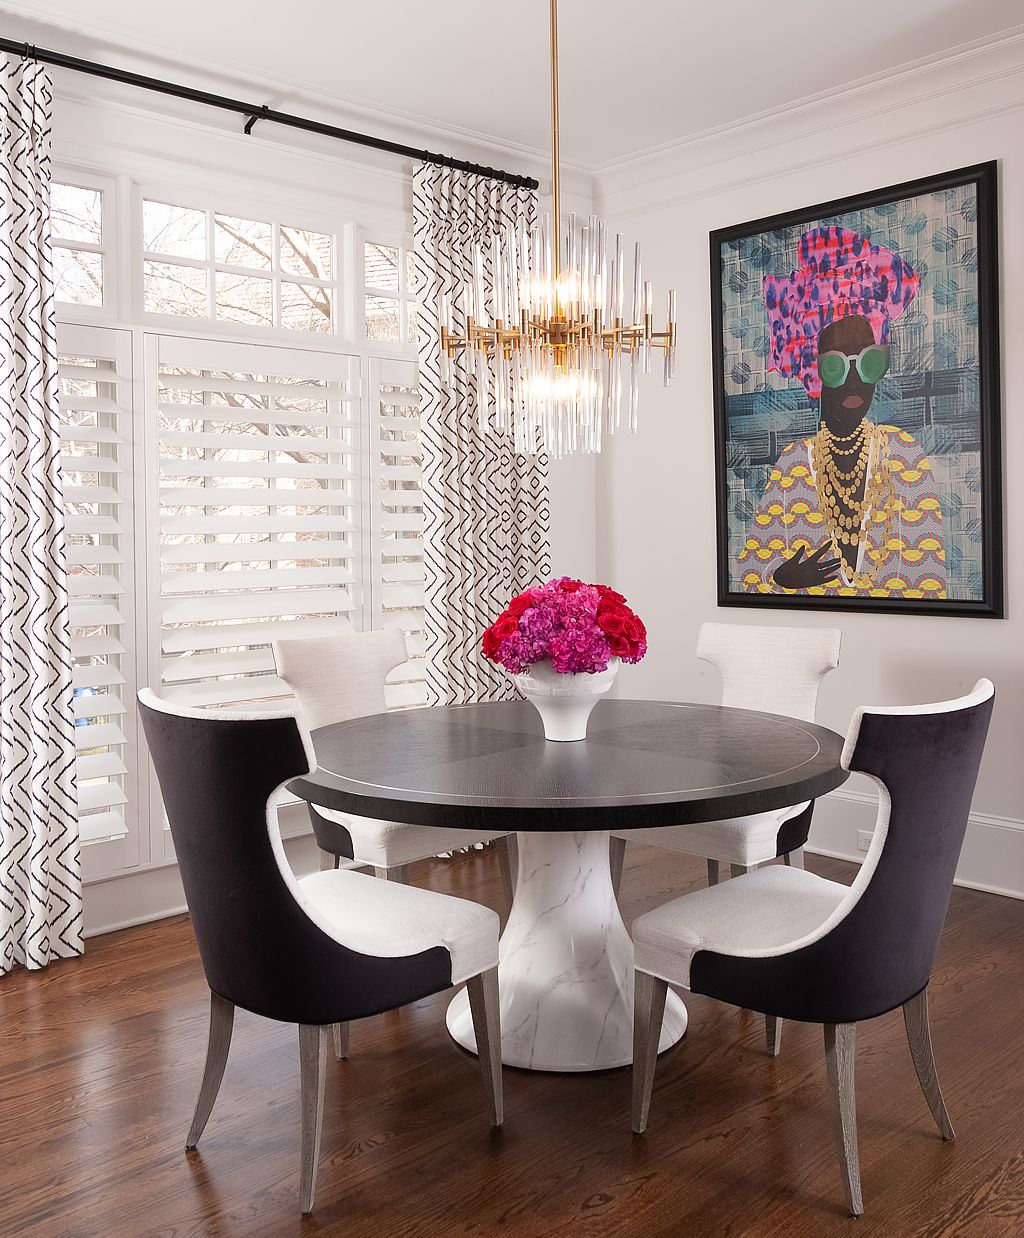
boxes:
[52,183,104,307]
[142,198,337,334]
[364,240,419,345]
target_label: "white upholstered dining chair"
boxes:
[610,622,842,899]
[273,629,516,897]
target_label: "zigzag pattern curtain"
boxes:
[413,164,551,705]
[0,55,82,974]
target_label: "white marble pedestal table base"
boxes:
[446,829,687,1071]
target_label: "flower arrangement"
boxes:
[481,577,647,675]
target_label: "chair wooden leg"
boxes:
[765,1014,782,1057]
[706,859,720,886]
[497,834,518,909]
[730,863,748,880]
[319,850,339,871]
[903,989,955,1141]
[332,1021,350,1060]
[374,864,408,882]
[186,991,235,1150]
[298,1024,328,1215]
[783,847,805,870]
[824,1022,863,1216]
[466,967,503,1127]
[609,836,627,897]
[632,971,669,1134]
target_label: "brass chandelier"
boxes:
[438,0,677,458]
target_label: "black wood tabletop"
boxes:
[289,699,849,832]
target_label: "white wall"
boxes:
[594,34,1024,894]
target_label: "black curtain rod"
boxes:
[0,36,539,190]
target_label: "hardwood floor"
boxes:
[2,846,1022,1237]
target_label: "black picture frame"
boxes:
[710,161,1003,619]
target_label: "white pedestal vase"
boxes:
[512,657,619,742]
[446,828,687,1071]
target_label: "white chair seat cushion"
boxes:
[632,864,849,990]
[615,801,809,867]
[317,807,507,869]
[299,868,499,986]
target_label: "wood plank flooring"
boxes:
[2,846,1022,1237]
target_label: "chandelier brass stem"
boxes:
[550,0,561,278]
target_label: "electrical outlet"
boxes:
[857,830,873,852]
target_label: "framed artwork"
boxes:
[711,162,1003,618]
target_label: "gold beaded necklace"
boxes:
[812,421,896,566]
[809,424,899,588]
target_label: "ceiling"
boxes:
[4,1,1023,170]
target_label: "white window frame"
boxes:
[361,229,420,353]
[51,169,121,322]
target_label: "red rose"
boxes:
[598,610,626,636]
[507,591,534,617]
[596,584,626,604]
[608,633,631,657]
[494,611,519,639]
[624,616,642,641]
[481,627,501,660]
[558,578,583,592]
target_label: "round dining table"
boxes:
[291,698,848,1073]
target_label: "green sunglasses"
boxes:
[818,344,891,389]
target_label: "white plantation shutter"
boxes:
[371,357,427,708]
[58,325,139,872]
[152,335,364,711]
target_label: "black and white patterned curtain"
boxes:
[0,55,82,974]
[413,164,551,705]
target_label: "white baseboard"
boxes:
[809,788,1024,901]
[82,826,323,939]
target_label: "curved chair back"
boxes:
[137,691,451,1024]
[690,680,995,1023]
[697,622,841,722]
[273,628,407,730]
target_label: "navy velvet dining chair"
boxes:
[138,690,503,1215]
[630,679,994,1216]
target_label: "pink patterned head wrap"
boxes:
[762,226,920,398]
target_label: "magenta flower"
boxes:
[481,577,647,675]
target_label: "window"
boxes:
[58,324,139,875]
[364,240,419,345]
[142,199,336,334]
[370,358,426,708]
[55,173,421,880]
[154,336,363,710]
[52,182,105,307]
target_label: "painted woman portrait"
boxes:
[739,226,946,600]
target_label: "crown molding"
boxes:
[595,25,1024,218]
[593,23,1024,179]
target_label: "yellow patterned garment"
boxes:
[739,424,946,599]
